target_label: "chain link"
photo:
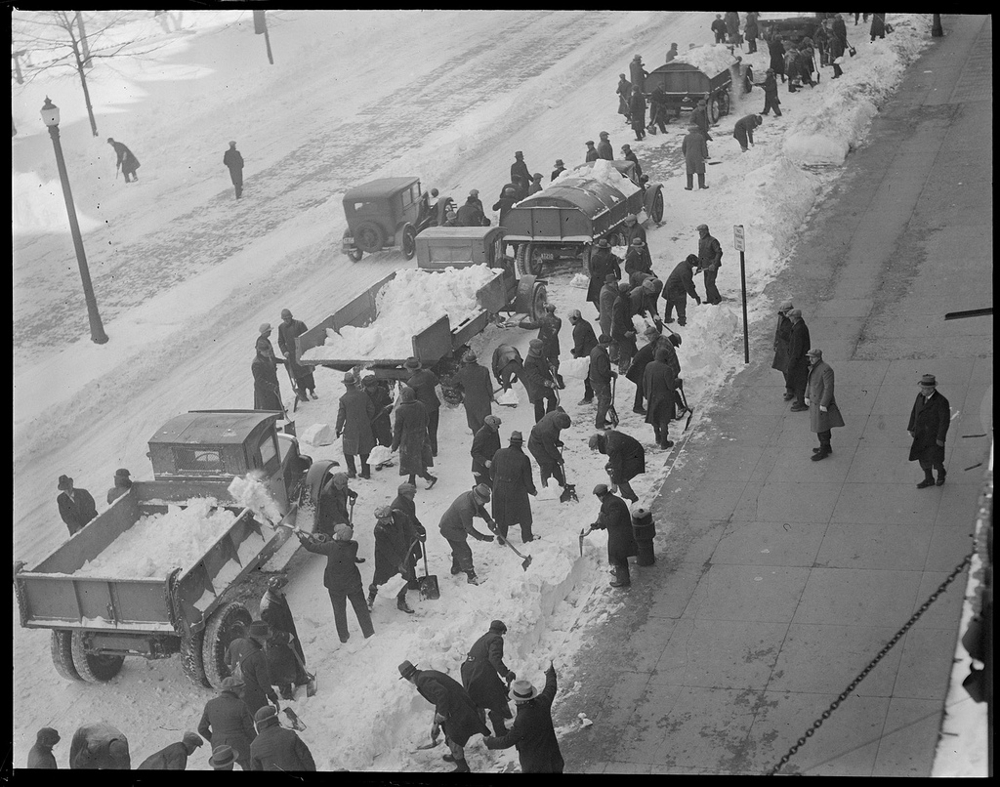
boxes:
[766,551,974,775]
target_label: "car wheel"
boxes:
[347,247,363,262]
[401,224,417,260]
[355,223,385,253]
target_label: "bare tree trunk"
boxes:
[70,37,99,137]
[76,12,93,70]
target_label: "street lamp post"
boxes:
[40,97,108,344]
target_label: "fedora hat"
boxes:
[510,679,538,703]
[57,474,73,491]
[398,660,418,680]
[403,357,421,371]
[918,374,937,387]
[473,483,492,502]
[209,745,236,769]
[509,431,523,443]
[596,238,611,248]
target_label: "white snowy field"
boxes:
[14,11,975,774]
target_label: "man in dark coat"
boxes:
[691,99,713,141]
[629,277,662,320]
[733,113,763,152]
[238,621,281,717]
[828,18,847,79]
[439,485,497,585]
[624,238,652,281]
[27,727,60,768]
[485,662,564,773]
[523,339,558,423]
[744,11,760,52]
[404,357,442,456]
[590,334,617,429]
[648,85,669,134]
[628,87,646,141]
[472,414,502,487]
[682,125,710,191]
[644,346,679,449]
[493,186,518,226]
[225,622,255,677]
[362,375,393,450]
[367,505,421,613]
[528,411,571,491]
[492,343,525,392]
[870,12,886,42]
[624,212,647,248]
[786,308,811,411]
[610,282,637,371]
[223,140,244,198]
[587,240,621,314]
[106,467,132,505]
[391,386,437,488]
[569,309,598,404]
[277,308,316,401]
[663,255,701,326]
[399,660,491,774]
[198,677,257,771]
[510,151,531,200]
[584,140,599,162]
[528,173,544,195]
[316,471,356,538]
[804,348,846,462]
[462,620,515,737]
[724,11,741,45]
[697,224,723,305]
[551,159,566,181]
[908,373,951,488]
[252,329,284,412]
[621,144,643,176]
[768,30,786,82]
[392,482,426,592]
[467,188,485,215]
[518,303,562,374]
[57,475,97,536]
[337,372,376,479]
[263,630,298,702]
[249,706,316,771]
[136,732,203,770]
[759,68,782,116]
[107,137,139,182]
[69,723,130,769]
[629,54,647,93]
[625,324,663,414]
[771,300,794,399]
[711,14,727,43]
[456,197,487,227]
[454,350,495,433]
[491,431,537,543]
[599,274,619,339]
[616,74,632,123]
[597,131,613,160]
[585,484,637,587]
[297,524,375,642]
[590,430,645,503]
[259,575,308,691]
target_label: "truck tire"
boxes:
[71,631,125,682]
[401,223,417,260]
[649,189,664,224]
[530,282,548,321]
[354,223,385,254]
[51,630,83,681]
[708,94,720,124]
[181,630,211,688]
[347,247,363,262]
[202,601,253,690]
[516,243,542,277]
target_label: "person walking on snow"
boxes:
[249,706,316,771]
[259,575,308,691]
[106,467,132,505]
[490,431,537,543]
[27,728,60,769]
[223,140,244,198]
[485,662,564,773]
[804,349,845,461]
[771,300,795,400]
[682,126,710,191]
[136,732,203,770]
[107,137,140,182]
[908,373,951,488]
[616,74,632,124]
[597,131,613,160]
[337,372,376,480]
[786,308,811,411]
[454,350,496,434]
[57,474,97,536]
[462,620,516,737]
[472,414,503,488]
[528,410,572,491]
[733,113,763,152]
[583,484,638,588]
[197,677,257,771]
[569,309,598,404]
[589,429,645,503]
[367,505,422,614]
[438,484,498,586]
[398,660,490,774]
[697,224,723,304]
[278,308,318,401]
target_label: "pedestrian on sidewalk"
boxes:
[491,431,538,543]
[57,475,97,536]
[590,334,617,428]
[107,137,140,182]
[223,141,244,198]
[367,505,422,614]
[484,662,564,773]
[278,309,318,401]
[391,386,438,489]
[696,224,723,304]
[337,372,375,480]
[569,309,599,404]
[682,126,710,191]
[438,485,498,586]
[804,349,845,461]
[584,484,637,588]
[461,620,516,737]
[771,300,795,399]
[472,414,502,487]
[106,468,132,505]
[908,374,951,488]
[786,309,811,411]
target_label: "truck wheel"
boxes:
[530,282,549,321]
[516,243,542,277]
[650,189,664,224]
[181,630,211,688]
[202,601,253,690]
[354,223,385,254]
[347,247,363,262]
[720,91,731,117]
[51,630,83,681]
[71,631,125,682]
[401,224,417,260]
[708,95,720,124]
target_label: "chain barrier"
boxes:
[766,550,975,776]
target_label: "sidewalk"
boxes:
[564,14,992,776]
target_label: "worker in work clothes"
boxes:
[106,467,132,505]
[277,309,317,401]
[337,371,376,479]
[585,140,599,162]
[491,431,537,543]
[453,350,495,433]
[589,429,645,503]
[610,282,637,371]
[587,240,622,315]
[259,575,308,692]
[239,621,281,717]
[628,86,646,141]
[597,131,614,160]
[691,100,713,141]
[362,374,393,450]
[57,474,97,536]
[733,113,763,152]
[69,723,131,769]
[462,620,516,737]
[136,732,203,770]
[107,137,140,182]
[759,68,783,116]
[403,357,442,457]
[696,224,723,305]
[585,484,638,588]
[510,151,531,200]
[624,238,652,282]
[518,303,563,380]
[551,159,566,181]
[472,414,503,488]
[485,663,564,773]
[249,706,316,771]
[621,144,642,176]
[399,659,491,774]
[522,339,559,423]
[493,186,518,226]
[569,309,598,404]
[367,505,422,614]
[438,484,497,586]
[599,273,619,340]
[682,126,710,191]
[456,195,487,227]
[297,523,375,643]
[198,677,257,771]
[629,277,662,320]
[27,728,60,769]
[625,324,665,415]
[316,471,356,538]
[223,140,244,198]
[663,255,701,325]
[492,343,525,392]
[644,346,679,449]
[528,173,544,195]
[528,410,572,490]
[590,334,617,429]
[711,14,727,43]
[629,54,647,93]
[391,385,438,488]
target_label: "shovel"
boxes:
[676,378,694,431]
[498,534,532,571]
[291,647,317,697]
[579,527,591,557]
[608,376,620,427]
[415,732,441,751]
[558,449,578,503]
[283,707,306,731]
[418,544,440,600]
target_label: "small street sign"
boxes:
[734,224,745,252]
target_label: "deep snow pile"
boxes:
[74,498,236,577]
[549,158,641,197]
[673,43,738,76]
[303,265,496,361]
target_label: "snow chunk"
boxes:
[300,422,336,446]
[228,473,282,524]
[672,44,738,77]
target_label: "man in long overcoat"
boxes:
[786,309,811,411]
[249,706,316,771]
[697,224,723,304]
[238,622,280,717]
[590,430,645,503]
[569,309,598,404]
[744,11,760,52]
[682,126,709,191]
[391,386,437,488]
[629,54,647,94]
[472,414,502,487]
[277,309,316,401]
[691,100,713,141]
[628,85,646,142]
[645,347,678,451]
[624,238,652,281]
[616,74,632,123]
[439,485,497,585]
[404,357,442,456]
[804,349,845,461]
[362,375,393,449]
[585,484,637,587]
[336,372,376,479]
[491,432,537,543]
[259,575,307,690]
[771,300,794,398]
[70,723,131,769]
[510,151,531,200]
[908,373,951,488]
[223,140,244,199]
[252,331,284,411]
[399,660,491,774]
[136,732,203,770]
[485,663,564,773]
[57,475,97,536]
[590,334,616,429]
[598,273,619,339]
[367,505,422,613]
[624,326,663,413]
[198,677,257,771]
[767,30,786,82]
[461,620,516,736]
[522,339,558,423]
[453,350,495,433]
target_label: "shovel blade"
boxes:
[579,532,585,557]
[419,574,440,600]
[305,673,317,697]
[521,556,532,571]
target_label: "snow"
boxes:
[550,158,641,198]
[228,474,282,525]
[302,265,496,362]
[13,9,978,776]
[672,44,738,76]
[300,422,336,446]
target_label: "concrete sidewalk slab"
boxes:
[712,521,826,567]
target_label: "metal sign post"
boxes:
[734,225,748,363]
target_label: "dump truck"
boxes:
[296,225,547,379]
[645,59,735,124]
[14,411,311,689]
[502,160,664,277]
